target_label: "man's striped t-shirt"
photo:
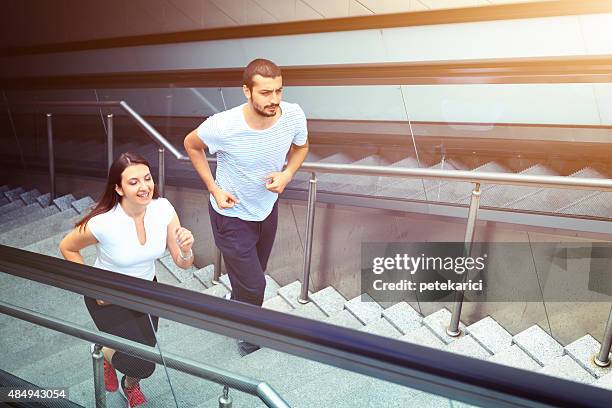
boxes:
[197,101,308,221]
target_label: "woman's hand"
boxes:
[175,227,194,255]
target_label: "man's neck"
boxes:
[243,104,280,131]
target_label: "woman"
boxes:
[60,152,194,408]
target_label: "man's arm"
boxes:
[265,141,309,194]
[184,129,239,208]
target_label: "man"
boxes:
[184,58,309,354]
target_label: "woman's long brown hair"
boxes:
[76,152,159,231]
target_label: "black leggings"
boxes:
[84,293,159,379]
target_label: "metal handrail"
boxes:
[19,99,612,364]
[0,300,289,408]
[2,244,611,408]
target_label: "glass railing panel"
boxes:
[0,270,183,408]
[0,272,97,406]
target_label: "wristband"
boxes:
[179,249,193,261]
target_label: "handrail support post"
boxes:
[447,182,481,337]
[594,307,612,367]
[91,343,107,408]
[158,147,165,197]
[298,172,317,304]
[46,113,56,200]
[106,114,113,173]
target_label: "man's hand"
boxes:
[265,170,293,194]
[211,187,240,209]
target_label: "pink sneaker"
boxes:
[103,360,119,392]
[119,376,147,407]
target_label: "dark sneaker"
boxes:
[104,360,119,392]
[237,340,260,357]
[119,375,147,408]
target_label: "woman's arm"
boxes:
[60,225,107,304]
[59,225,98,264]
[167,214,195,270]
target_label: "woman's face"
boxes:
[115,164,154,206]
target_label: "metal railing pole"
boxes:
[298,172,317,304]
[91,344,107,408]
[46,113,56,200]
[213,247,222,284]
[106,114,113,173]
[447,183,481,337]
[594,307,612,367]
[158,147,165,197]
[219,385,232,407]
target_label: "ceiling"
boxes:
[0,0,555,48]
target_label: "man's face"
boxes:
[244,75,283,117]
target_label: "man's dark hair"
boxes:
[243,58,282,90]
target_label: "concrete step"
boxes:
[176,275,208,293]
[277,280,310,308]
[324,309,364,330]
[53,194,76,211]
[565,334,612,379]
[416,161,511,204]
[158,253,198,283]
[0,320,96,374]
[381,301,422,335]
[36,193,51,207]
[20,229,96,265]
[509,167,606,213]
[488,344,541,371]
[194,264,215,288]
[558,191,612,218]
[70,196,95,214]
[309,286,346,317]
[422,308,465,344]
[11,339,94,390]
[220,267,280,301]
[290,301,327,321]
[513,325,564,366]
[344,293,383,325]
[466,316,512,355]
[219,273,281,302]
[0,204,59,235]
[445,335,491,360]
[0,199,25,215]
[360,317,402,339]
[19,189,41,205]
[200,347,337,408]
[398,325,445,349]
[480,163,558,208]
[0,208,80,248]
[0,202,43,225]
[4,187,25,202]
[147,322,255,406]
[202,282,230,298]
[262,295,294,313]
[154,259,180,285]
[595,372,612,390]
[539,355,595,384]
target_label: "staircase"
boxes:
[1,184,611,407]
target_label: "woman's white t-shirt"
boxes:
[88,198,176,281]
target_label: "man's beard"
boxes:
[252,100,278,117]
